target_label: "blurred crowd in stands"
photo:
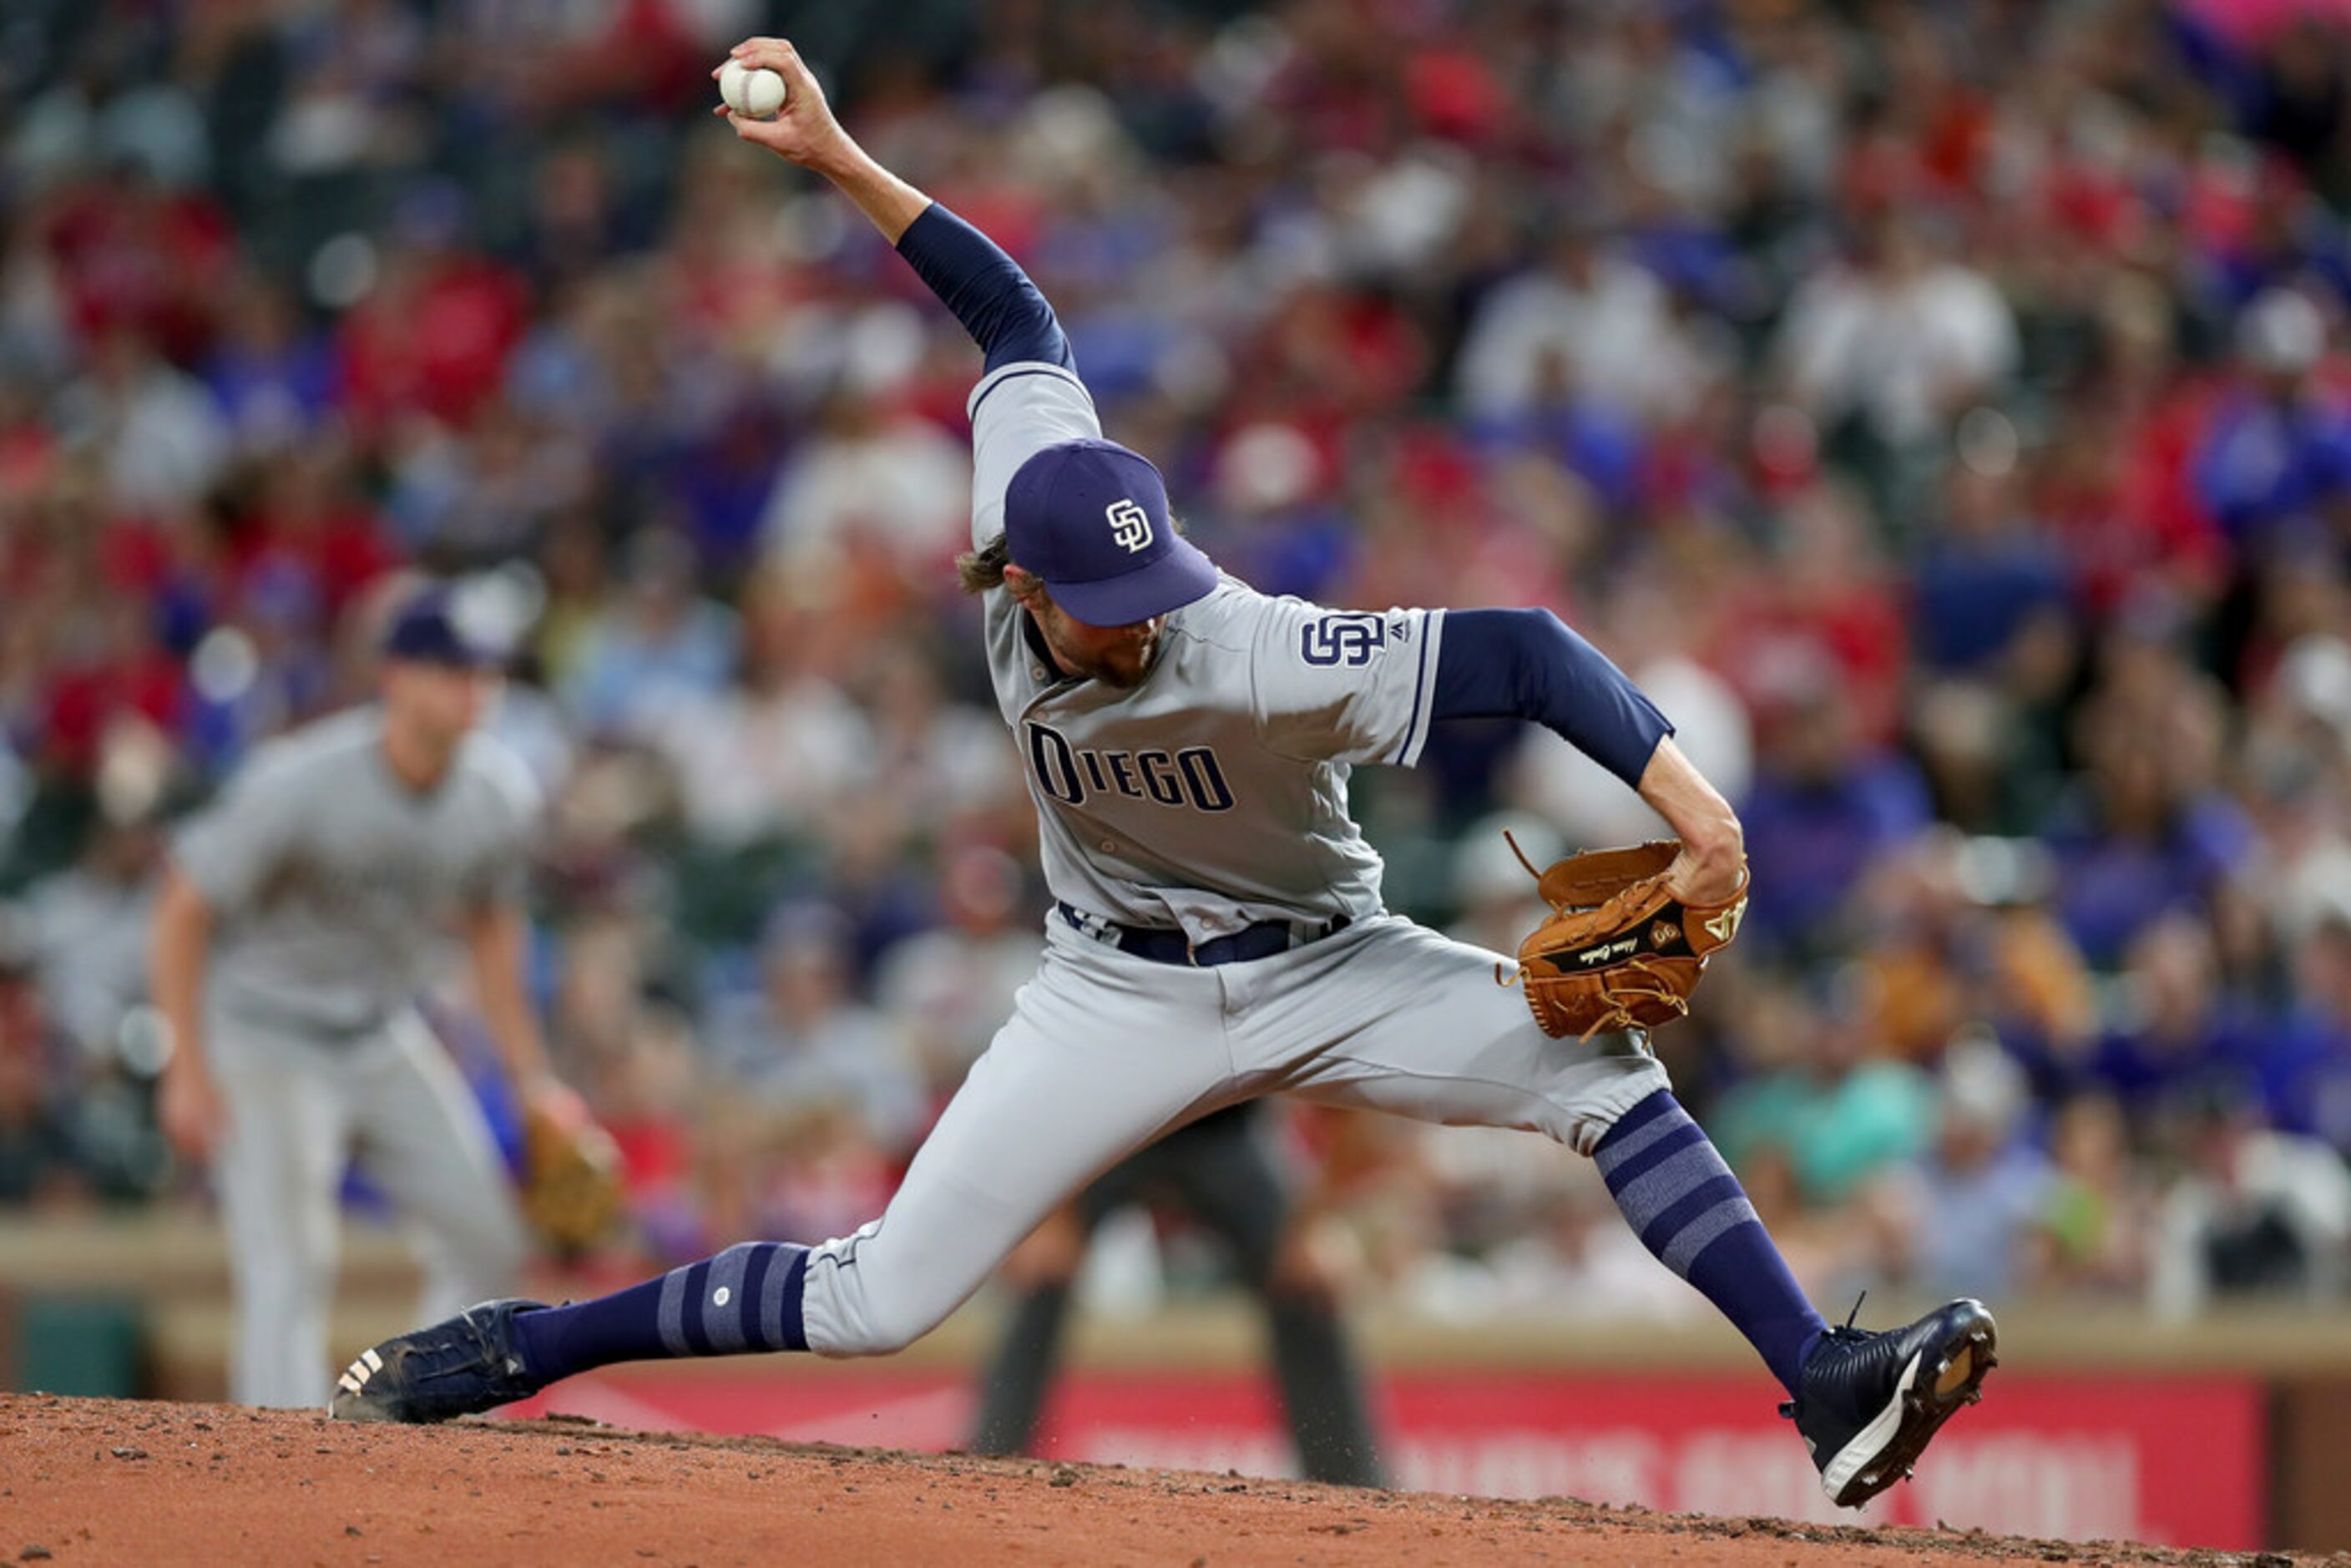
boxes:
[8,0,2351,1326]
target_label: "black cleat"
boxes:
[329,1298,549,1424]
[1783,1297,1998,1508]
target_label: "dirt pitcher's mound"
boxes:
[0,1393,2306,1566]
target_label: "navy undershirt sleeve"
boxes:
[894,203,1074,372]
[1432,607,1673,787]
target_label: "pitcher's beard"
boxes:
[1074,628,1159,688]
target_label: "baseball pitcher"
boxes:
[331,43,1995,1510]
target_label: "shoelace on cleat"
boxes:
[1782,1296,1905,1424]
[1782,1295,1873,1407]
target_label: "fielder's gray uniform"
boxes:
[793,362,1667,1357]
[174,708,535,1406]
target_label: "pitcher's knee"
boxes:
[807,1268,958,1357]
[840,1294,954,1356]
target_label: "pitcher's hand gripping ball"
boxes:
[1509,838,1748,1039]
[720,58,787,119]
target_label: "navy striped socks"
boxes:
[1595,1090,1826,1396]
[511,1241,811,1383]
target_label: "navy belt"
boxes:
[1057,901,1351,967]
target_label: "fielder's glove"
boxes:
[519,1095,626,1259]
[1509,837,1748,1039]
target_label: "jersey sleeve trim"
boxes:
[968,361,1090,423]
[1390,608,1446,766]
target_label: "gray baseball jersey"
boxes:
[174,706,540,1041]
[968,361,1447,943]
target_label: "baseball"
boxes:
[720,59,787,120]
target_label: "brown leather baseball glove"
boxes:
[519,1096,626,1259]
[1509,837,1749,1039]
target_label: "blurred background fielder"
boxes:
[148,583,580,1407]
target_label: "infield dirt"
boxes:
[0,1393,2314,1565]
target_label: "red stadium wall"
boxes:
[513,1370,2264,1550]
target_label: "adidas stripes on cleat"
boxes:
[330,1298,549,1424]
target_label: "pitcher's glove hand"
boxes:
[519,1090,626,1259]
[1509,837,1748,1039]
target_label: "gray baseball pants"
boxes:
[207,1007,528,1407]
[796,913,1667,1357]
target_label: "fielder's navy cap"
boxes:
[1004,438,1217,627]
[382,586,503,668]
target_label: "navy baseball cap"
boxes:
[382,586,503,668]
[1004,439,1217,627]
